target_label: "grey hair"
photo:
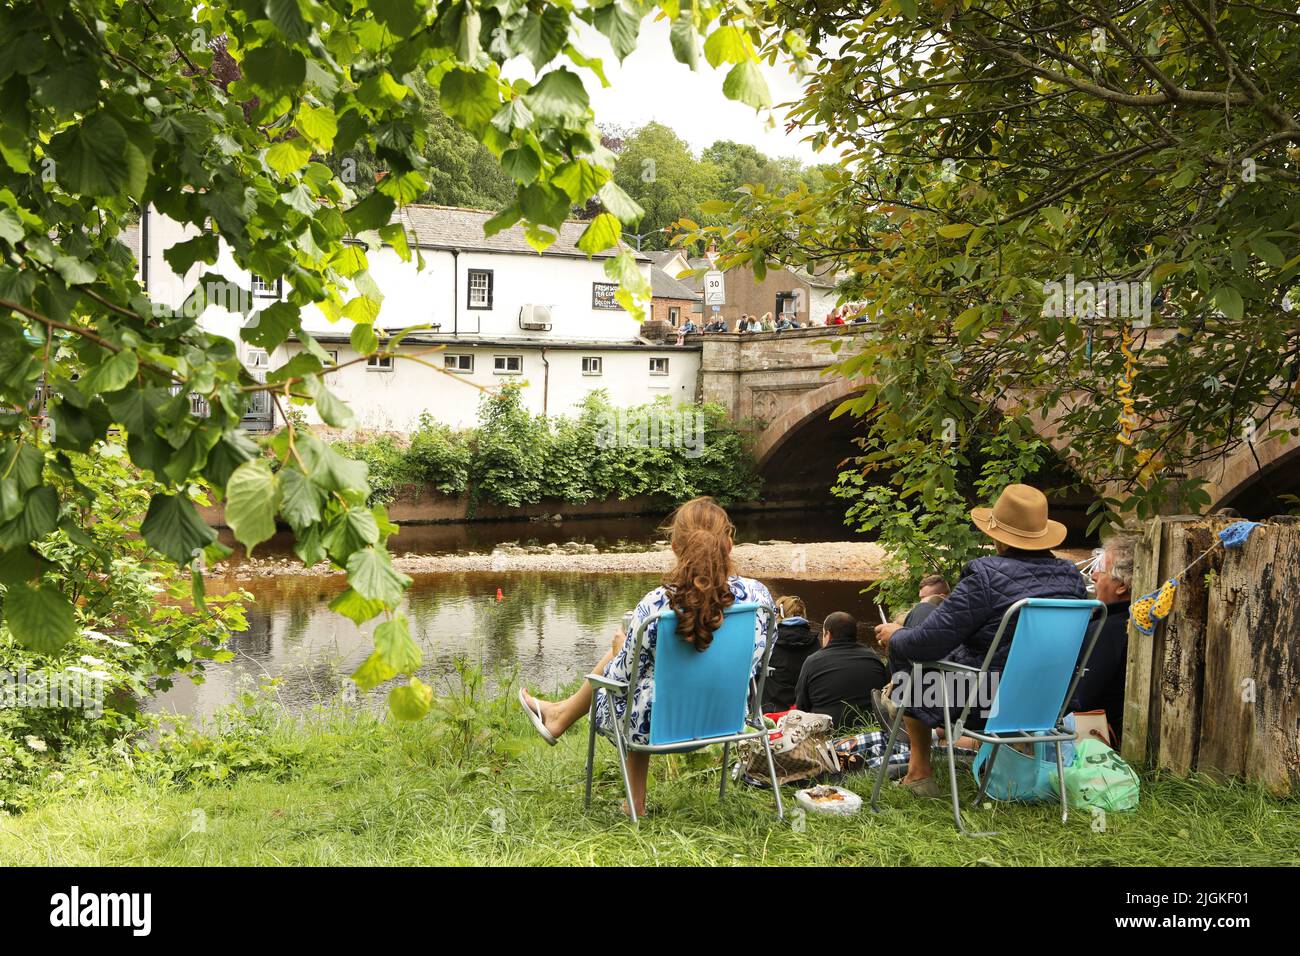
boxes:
[1102,533,1138,589]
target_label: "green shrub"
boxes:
[406,413,472,496]
[470,384,548,507]
[0,438,247,810]
[327,432,413,504]
[327,388,762,510]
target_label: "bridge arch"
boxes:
[1196,414,1300,514]
[754,375,864,470]
[701,328,1295,521]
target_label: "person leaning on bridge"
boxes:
[872,483,1085,797]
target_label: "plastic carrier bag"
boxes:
[1061,738,1140,812]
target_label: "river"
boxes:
[156,570,884,718]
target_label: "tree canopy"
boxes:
[607,123,835,249]
[0,0,789,719]
[687,0,1300,536]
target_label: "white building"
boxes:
[130,205,702,432]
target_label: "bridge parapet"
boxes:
[698,325,857,426]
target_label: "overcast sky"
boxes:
[514,18,843,167]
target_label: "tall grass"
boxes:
[1,698,1294,866]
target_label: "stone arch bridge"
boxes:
[694,326,1299,518]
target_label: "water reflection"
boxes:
[155,571,885,719]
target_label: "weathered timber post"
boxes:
[1123,515,1300,795]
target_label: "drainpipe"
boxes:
[451,248,459,335]
[540,346,549,417]
[140,205,149,292]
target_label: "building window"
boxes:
[324,349,338,368]
[493,355,522,375]
[444,354,473,373]
[649,357,669,376]
[367,355,394,372]
[251,274,281,298]
[668,306,681,325]
[581,356,603,376]
[776,291,799,317]
[245,349,269,370]
[467,269,493,309]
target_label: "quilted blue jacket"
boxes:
[890,549,1086,670]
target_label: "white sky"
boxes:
[514,19,843,167]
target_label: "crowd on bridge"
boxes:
[674,306,867,341]
[520,487,1135,817]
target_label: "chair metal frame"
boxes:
[583,601,783,824]
[869,597,1106,835]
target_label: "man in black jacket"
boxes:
[795,612,889,730]
[874,484,1085,797]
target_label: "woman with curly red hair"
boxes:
[519,496,772,816]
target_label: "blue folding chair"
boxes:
[583,601,783,823]
[870,597,1106,835]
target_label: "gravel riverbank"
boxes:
[211,541,1092,585]
[213,539,893,583]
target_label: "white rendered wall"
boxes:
[288,342,700,432]
[135,209,699,434]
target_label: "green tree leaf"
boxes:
[524,69,589,123]
[578,213,622,254]
[140,493,218,565]
[4,583,77,654]
[50,112,130,198]
[82,349,138,395]
[224,459,280,555]
[1212,285,1244,320]
[374,614,421,672]
[598,180,644,225]
[352,649,397,689]
[277,466,322,530]
[388,676,433,720]
[594,2,641,62]
[346,546,410,605]
[722,61,771,109]
[704,25,748,67]
[515,8,570,69]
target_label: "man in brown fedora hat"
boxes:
[872,483,1084,797]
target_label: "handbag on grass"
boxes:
[1072,709,1114,747]
[737,710,836,786]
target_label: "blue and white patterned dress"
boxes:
[593,575,773,746]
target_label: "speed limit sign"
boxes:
[704,270,725,306]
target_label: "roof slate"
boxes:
[398,205,650,261]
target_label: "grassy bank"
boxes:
[2,699,1295,866]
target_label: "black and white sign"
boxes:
[704,270,725,305]
[592,282,623,310]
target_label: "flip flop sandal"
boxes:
[896,776,941,798]
[518,687,557,746]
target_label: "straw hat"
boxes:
[970,483,1067,550]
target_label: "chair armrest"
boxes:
[926,660,983,674]
[586,674,628,695]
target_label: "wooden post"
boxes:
[1125,515,1299,795]
[1122,518,1165,768]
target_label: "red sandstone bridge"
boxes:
[692,326,1299,517]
